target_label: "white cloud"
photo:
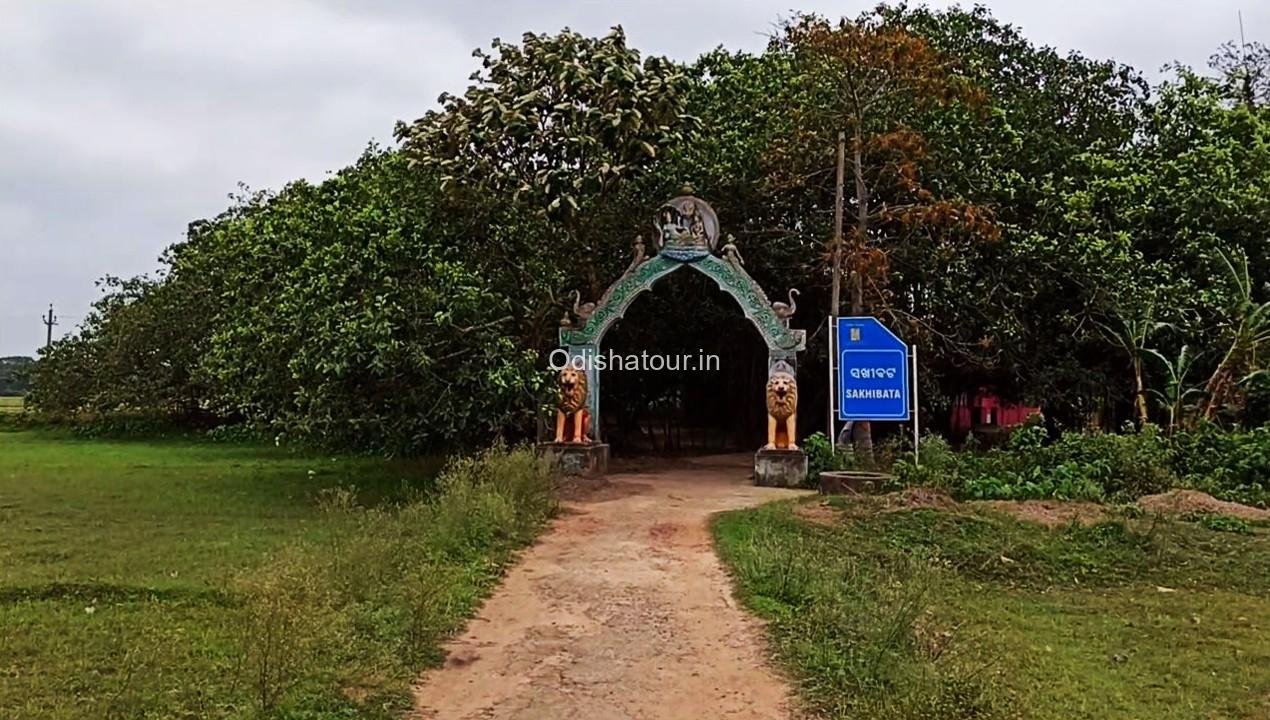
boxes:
[1,0,1265,355]
[0,0,471,355]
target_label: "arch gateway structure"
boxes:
[542,191,809,486]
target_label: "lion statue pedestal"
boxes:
[537,365,609,478]
[538,441,609,479]
[754,447,807,488]
[754,361,807,487]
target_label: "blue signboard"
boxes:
[836,316,910,421]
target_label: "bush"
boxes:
[1188,512,1253,534]
[230,444,556,716]
[803,431,853,485]
[205,422,271,444]
[894,426,1175,502]
[1171,423,1270,507]
[1048,426,1174,499]
[894,423,1270,507]
[892,434,958,489]
[806,430,916,486]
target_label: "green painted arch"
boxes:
[558,254,806,353]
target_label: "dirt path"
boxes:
[410,454,807,720]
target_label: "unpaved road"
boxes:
[411,454,807,720]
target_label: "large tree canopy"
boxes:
[396,28,695,296]
[31,5,1270,452]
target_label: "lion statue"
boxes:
[764,365,798,450]
[555,365,591,443]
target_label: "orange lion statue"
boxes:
[764,365,798,450]
[555,365,591,443]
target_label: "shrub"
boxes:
[892,434,958,489]
[1188,512,1253,534]
[895,426,1175,502]
[1171,423,1270,507]
[807,430,915,486]
[1047,426,1174,499]
[893,423,1270,507]
[205,422,271,444]
[234,549,336,713]
[228,444,555,715]
[1006,423,1047,452]
[804,431,852,485]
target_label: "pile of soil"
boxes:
[885,489,1108,528]
[882,487,958,511]
[798,488,1110,529]
[798,486,1270,530]
[792,488,957,526]
[977,500,1108,528]
[1138,489,1270,521]
[794,501,844,526]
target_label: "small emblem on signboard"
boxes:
[850,327,861,342]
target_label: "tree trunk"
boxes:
[1201,346,1240,420]
[1133,358,1149,426]
[850,136,874,465]
[1202,368,1232,420]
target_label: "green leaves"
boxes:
[397,27,695,229]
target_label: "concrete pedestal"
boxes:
[754,448,808,488]
[538,442,609,478]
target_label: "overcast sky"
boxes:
[1,0,1264,357]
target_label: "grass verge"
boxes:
[0,431,555,719]
[713,499,1270,720]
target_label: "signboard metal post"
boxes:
[912,345,920,467]
[827,318,837,451]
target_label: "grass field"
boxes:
[715,498,1270,720]
[0,430,553,719]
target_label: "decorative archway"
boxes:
[557,192,805,444]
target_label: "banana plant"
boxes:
[1097,302,1172,427]
[1145,345,1205,433]
[1201,248,1270,420]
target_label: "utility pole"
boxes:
[827,131,846,447]
[829,131,846,320]
[42,304,57,351]
[1238,11,1254,109]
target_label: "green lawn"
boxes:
[714,498,1270,720]
[0,431,552,719]
[0,431,431,591]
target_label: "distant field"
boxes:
[0,396,23,413]
[0,430,528,719]
[715,499,1270,720]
